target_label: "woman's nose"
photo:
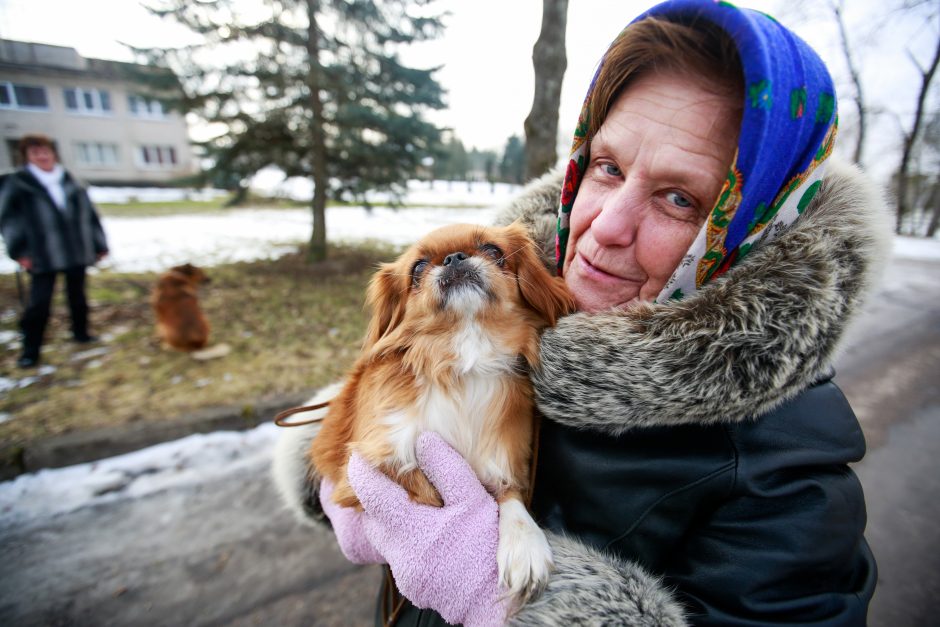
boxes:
[591,183,642,247]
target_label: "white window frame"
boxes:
[63,87,113,115]
[74,141,119,168]
[136,144,179,169]
[0,81,50,111]
[127,94,166,119]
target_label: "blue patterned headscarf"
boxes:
[556,0,838,302]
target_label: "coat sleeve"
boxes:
[85,192,109,255]
[662,388,877,625]
[0,175,28,260]
[665,489,877,626]
[511,532,688,627]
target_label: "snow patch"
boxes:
[0,204,502,275]
[893,235,940,261]
[0,422,282,525]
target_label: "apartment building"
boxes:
[0,38,196,185]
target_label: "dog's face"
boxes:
[169,263,210,286]
[364,223,574,351]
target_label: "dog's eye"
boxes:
[411,259,429,286]
[480,243,505,267]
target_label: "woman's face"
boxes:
[563,70,741,311]
[26,145,58,172]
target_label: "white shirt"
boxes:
[27,162,67,211]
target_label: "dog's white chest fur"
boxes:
[382,321,516,492]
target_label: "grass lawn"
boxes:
[0,241,401,469]
[96,196,304,217]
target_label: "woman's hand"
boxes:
[317,478,384,564]
[16,257,32,272]
[348,432,510,627]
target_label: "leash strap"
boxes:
[273,401,330,427]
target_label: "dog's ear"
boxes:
[505,223,576,326]
[363,262,408,351]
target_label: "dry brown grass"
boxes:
[0,242,399,465]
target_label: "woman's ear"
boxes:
[363,262,408,351]
[506,223,577,326]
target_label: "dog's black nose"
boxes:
[443,252,468,266]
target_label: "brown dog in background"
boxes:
[152,263,211,351]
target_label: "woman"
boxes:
[274,1,887,624]
[0,134,109,368]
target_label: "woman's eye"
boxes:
[411,260,428,286]
[602,163,622,177]
[666,191,693,209]
[480,244,505,266]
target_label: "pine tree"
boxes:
[431,133,469,181]
[500,135,526,185]
[136,0,446,261]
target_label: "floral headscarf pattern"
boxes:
[556,0,838,303]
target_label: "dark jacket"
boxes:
[530,376,876,625]
[0,168,108,273]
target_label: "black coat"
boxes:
[531,373,877,625]
[0,168,108,273]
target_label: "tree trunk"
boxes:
[832,0,867,165]
[896,33,940,234]
[924,177,940,237]
[307,0,329,262]
[523,0,568,182]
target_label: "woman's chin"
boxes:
[569,283,641,313]
[565,263,641,312]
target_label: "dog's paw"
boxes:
[497,498,553,604]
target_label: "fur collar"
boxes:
[496,160,892,433]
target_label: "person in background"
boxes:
[275,1,889,624]
[0,134,109,368]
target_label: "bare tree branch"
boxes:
[896,30,940,232]
[830,0,868,165]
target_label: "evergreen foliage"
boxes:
[500,135,526,185]
[135,0,446,261]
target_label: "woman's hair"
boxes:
[18,133,58,163]
[588,17,744,137]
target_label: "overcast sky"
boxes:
[1,0,937,181]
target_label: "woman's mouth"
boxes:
[575,252,640,284]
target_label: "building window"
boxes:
[0,82,49,110]
[63,87,112,115]
[128,94,166,118]
[74,142,119,167]
[138,145,178,168]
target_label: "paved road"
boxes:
[0,254,937,626]
[835,255,940,626]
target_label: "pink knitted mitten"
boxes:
[348,432,510,627]
[318,477,385,565]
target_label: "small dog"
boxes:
[151,263,211,352]
[311,222,575,602]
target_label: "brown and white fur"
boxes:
[310,222,575,602]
